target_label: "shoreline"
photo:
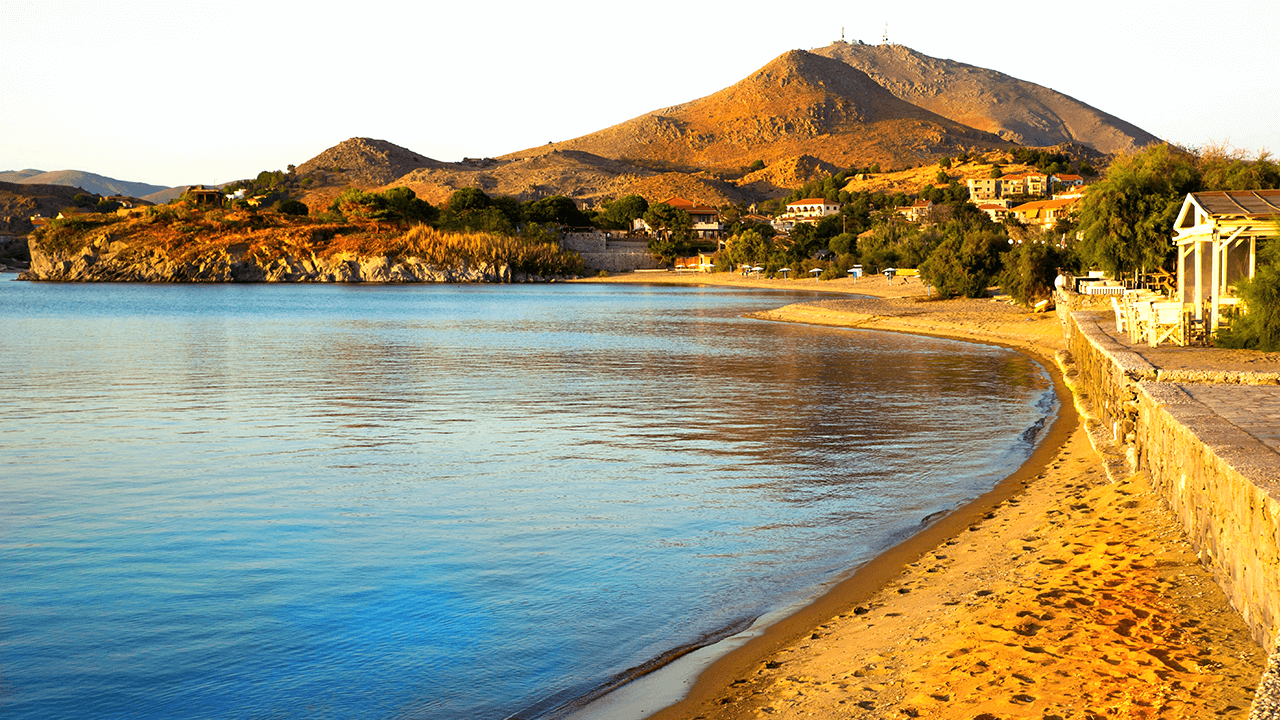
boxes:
[639,298,1078,720]
[575,274,1267,719]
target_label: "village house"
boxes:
[667,197,724,239]
[1172,189,1280,329]
[976,202,1010,223]
[966,177,1001,201]
[1053,173,1085,187]
[185,185,223,208]
[784,198,841,220]
[632,197,725,239]
[999,172,1050,197]
[1008,196,1078,228]
[675,252,716,273]
[896,199,934,223]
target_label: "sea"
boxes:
[0,277,1056,719]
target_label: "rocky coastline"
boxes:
[18,236,567,284]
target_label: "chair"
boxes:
[1110,296,1127,333]
[1130,299,1154,345]
[1148,302,1187,347]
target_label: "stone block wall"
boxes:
[1137,382,1280,649]
[1063,310,1280,651]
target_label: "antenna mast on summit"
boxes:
[882,22,890,45]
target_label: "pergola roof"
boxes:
[1190,189,1280,218]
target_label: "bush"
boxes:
[277,200,309,216]
[1216,243,1280,350]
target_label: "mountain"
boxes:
[0,169,169,198]
[811,41,1160,155]
[502,50,1012,172]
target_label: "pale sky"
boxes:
[3,0,1278,188]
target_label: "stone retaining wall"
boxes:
[1062,310,1280,651]
[561,232,662,273]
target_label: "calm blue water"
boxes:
[0,277,1054,719]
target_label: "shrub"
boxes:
[277,199,309,216]
[1216,242,1280,350]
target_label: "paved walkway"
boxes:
[1085,309,1280,456]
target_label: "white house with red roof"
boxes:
[785,198,841,219]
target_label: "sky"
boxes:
[3,0,1279,188]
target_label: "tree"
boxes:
[998,231,1076,306]
[939,157,952,169]
[919,222,1006,298]
[598,195,649,230]
[521,195,588,227]
[1074,144,1199,276]
[1217,238,1280,350]
[828,232,858,257]
[381,187,437,223]
[447,187,492,213]
[724,228,772,268]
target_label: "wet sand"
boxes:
[581,272,1268,719]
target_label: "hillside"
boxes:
[503,50,1010,172]
[837,152,1043,196]
[0,169,169,198]
[812,41,1161,155]
[0,181,90,235]
[295,137,447,187]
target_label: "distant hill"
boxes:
[295,137,445,187]
[0,169,169,199]
[811,42,1161,155]
[0,181,88,235]
[503,50,1011,172]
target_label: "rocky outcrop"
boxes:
[18,235,568,283]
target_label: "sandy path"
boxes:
[579,277,1268,719]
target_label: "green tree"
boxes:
[598,195,649,229]
[1216,239,1280,350]
[521,195,588,226]
[919,222,1006,298]
[828,232,858,257]
[1075,144,1199,275]
[998,233,1076,306]
[725,228,772,268]
[447,187,492,213]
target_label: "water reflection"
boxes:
[0,281,1051,720]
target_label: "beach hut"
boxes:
[1172,190,1280,329]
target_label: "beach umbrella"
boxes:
[779,267,791,279]
[809,268,823,278]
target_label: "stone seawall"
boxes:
[1062,310,1280,649]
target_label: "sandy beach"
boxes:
[579,271,1269,719]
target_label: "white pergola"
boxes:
[1172,190,1280,329]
